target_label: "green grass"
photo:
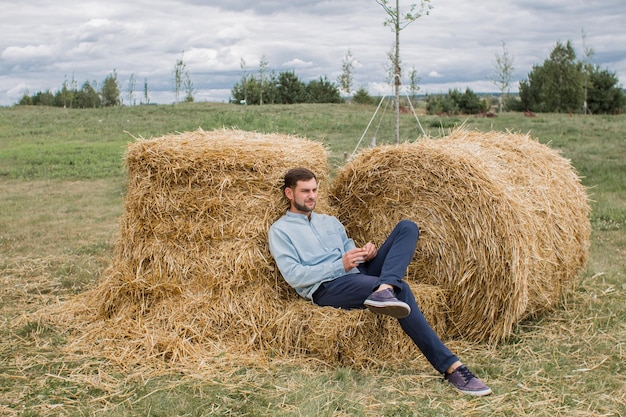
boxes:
[0,103,624,416]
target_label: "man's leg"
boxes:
[359,220,418,318]
[312,273,378,310]
[359,219,419,291]
[394,280,459,374]
[312,273,459,374]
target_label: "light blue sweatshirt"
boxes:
[268,211,359,300]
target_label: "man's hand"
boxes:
[343,243,377,271]
[343,248,368,271]
[362,242,377,261]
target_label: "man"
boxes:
[269,167,492,396]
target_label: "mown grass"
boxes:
[0,103,624,416]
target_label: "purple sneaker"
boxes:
[363,288,411,319]
[444,365,492,396]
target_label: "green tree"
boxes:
[519,41,584,112]
[306,76,341,103]
[143,78,150,105]
[232,70,339,105]
[18,92,33,105]
[32,90,55,106]
[518,69,541,112]
[101,70,121,107]
[277,71,307,104]
[265,72,280,104]
[425,92,457,115]
[231,66,280,105]
[76,81,101,108]
[425,88,485,115]
[587,66,625,114]
[232,76,256,104]
[458,88,485,114]
[57,74,78,108]
[352,87,375,105]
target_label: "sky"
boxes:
[1,0,625,106]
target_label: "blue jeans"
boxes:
[312,220,459,374]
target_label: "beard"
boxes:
[293,198,316,213]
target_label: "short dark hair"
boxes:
[283,167,317,191]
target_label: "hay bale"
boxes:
[77,128,331,362]
[440,130,591,315]
[267,283,449,365]
[97,128,333,315]
[68,128,448,367]
[65,281,447,368]
[330,129,590,343]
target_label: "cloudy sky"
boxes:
[1,0,625,106]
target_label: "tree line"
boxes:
[18,52,196,108]
[18,70,128,108]
[16,39,624,114]
[419,39,623,115]
[230,60,342,105]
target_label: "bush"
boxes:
[426,88,487,115]
[306,76,342,104]
[352,88,375,105]
[505,95,525,112]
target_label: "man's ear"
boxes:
[284,186,293,201]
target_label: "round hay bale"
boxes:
[440,130,591,315]
[330,129,590,343]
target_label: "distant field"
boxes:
[0,103,624,416]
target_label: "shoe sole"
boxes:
[363,300,411,319]
[450,386,493,396]
[447,383,492,396]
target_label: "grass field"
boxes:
[0,103,624,416]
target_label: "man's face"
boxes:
[285,178,318,215]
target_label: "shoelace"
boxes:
[456,366,476,383]
[445,365,475,383]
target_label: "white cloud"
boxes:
[185,48,218,65]
[216,25,250,43]
[282,58,313,69]
[1,44,56,62]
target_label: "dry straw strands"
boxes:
[101,128,332,306]
[331,129,590,343]
[57,128,446,369]
[443,131,591,316]
[54,127,589,369]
